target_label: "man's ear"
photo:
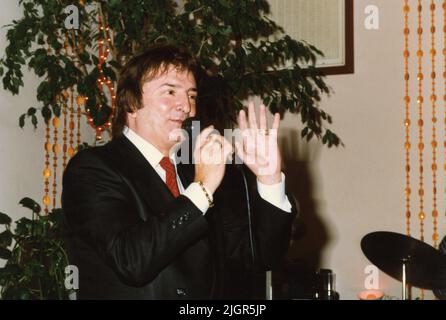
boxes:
[127,111,138,119]
[127,104,139,119]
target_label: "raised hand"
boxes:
[235,102,282,185]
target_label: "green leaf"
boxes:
[208,25,218,36]
[108,60,121,69]
[109,0,121,7]
[52,104,61,117]
[31,115,37,128]
[306,131,314,142]
[15,217,33,235]
[0,212,12,225]
[219,0,230,8]
[37,34,45,45]
[320,111,327,120]
[184,2,194,12]
[16,56,26,65]
[77,142,91,152]
[48,208,63,225]
[220,26,232,36]
[41,106,52,122]
[322,132,328,145]
[0,230,13,247]
[19,114,25,128]
[27,107,36,116]
[19,292,30,300]
[19,197,41,214]
[0,247,11,260]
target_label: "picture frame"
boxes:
[268,0,354,75]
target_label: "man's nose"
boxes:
[177,93,191,114]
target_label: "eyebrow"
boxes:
[160,83,197,92]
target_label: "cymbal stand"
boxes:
[401,257,410,300]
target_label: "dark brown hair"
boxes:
[112,44,199,136]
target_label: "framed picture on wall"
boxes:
[268,0,354,75]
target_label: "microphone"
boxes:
[182,117,244,167]
[178,116,200,164]
[181,116,199,139]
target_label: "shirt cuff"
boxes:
[257,172,292,213]
[183,182,213,214]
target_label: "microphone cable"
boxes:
[183,117,256,293]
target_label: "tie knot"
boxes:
[159,156,175,173]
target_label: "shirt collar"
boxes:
[123,126,176,168]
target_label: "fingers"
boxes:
[247,101,258,130]
[211,135,233,160]
[234,141,247,164]
[221,137,234,161]
[201,135,233,164]
[272,112,280,131]
[259,104,267,130]
[238,109,248,131]
[207,133,221,145]
[239,103,275,131]
[201,134,222,155]
[196,125,216,148]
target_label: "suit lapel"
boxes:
[107,135,174,215]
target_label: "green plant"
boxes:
[0,0,340,146]
[0,198,71,300]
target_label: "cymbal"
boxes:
[361,231,446,290]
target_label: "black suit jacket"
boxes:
[62,135,297,299]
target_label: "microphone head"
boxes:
[179,117,200,162]
[182,116,199,138]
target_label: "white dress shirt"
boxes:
[123,126,292,213]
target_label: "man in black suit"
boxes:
[62,45,297,299]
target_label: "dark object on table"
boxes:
[312,269,340,300]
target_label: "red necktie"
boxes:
[159,157,180,198]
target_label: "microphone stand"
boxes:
[266,270,273,300]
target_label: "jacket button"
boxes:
[176,288,187,296]
[171,221,177,229]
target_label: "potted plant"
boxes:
[0,198,71,299]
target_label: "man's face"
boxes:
[127,65,197,153]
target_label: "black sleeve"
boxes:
[62,149,208,287]
[219,165,298,271]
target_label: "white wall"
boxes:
[281,0,446,299]
[0,3,47,224]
